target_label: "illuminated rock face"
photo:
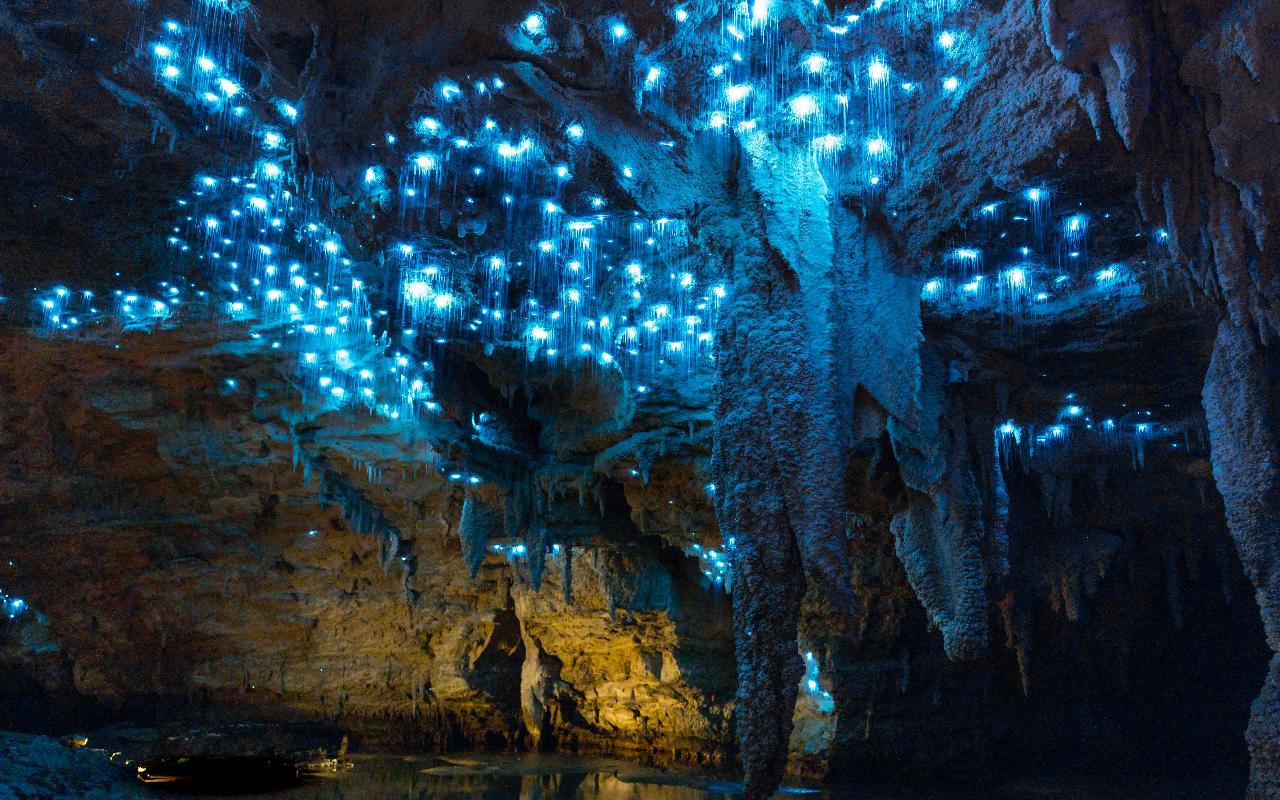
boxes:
[0,327,734,757]
[1,0,1279,796]
[0,313,1268,786]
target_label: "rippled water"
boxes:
[146,752,1238,800]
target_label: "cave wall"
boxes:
[0,326,737,760]
[0,319,1265,788]
[1035,1,1280,794]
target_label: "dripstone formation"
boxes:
[1,1,1277,797]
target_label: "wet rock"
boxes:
[0,732,134,799]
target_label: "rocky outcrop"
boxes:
[0,733,134,799]
[1204,321,1280,799]
[513,549,732,759]
[0,326,734,759]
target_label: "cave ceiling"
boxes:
[3,0,1280,797]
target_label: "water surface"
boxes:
[145,752,1238,800]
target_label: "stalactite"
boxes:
[1060,571,1082,622]
[561,545,573,606]
[526,489,548,591]
[459,494,498,578]
[289,432,416,599]
[709,130,857,800]
[983,426,1012,578]
[888,350,990,659]
[527,524,548,591]
[997,592,1032,696]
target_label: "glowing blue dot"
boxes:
[868,59,889,85]
[789,94,819,119]
[1003,268,1027,288]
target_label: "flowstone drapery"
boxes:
[710,128,988,797]
[710,131,854,799]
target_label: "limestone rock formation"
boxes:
[2,0,1279,796]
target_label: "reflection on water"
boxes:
[150,753,749,800]
[145,752,1240,800]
